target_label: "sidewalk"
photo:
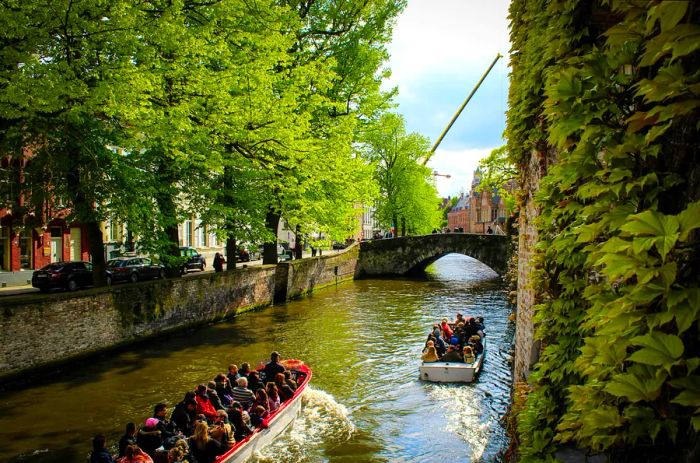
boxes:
[0,249,341,298]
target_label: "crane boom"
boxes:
[423,53,502,166]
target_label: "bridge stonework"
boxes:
[356,233,508,277]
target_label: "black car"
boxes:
[106,257,166,285]
[179,247,206,273]
[32,261,94,292]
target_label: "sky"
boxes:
[384,0,511,198]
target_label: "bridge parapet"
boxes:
[356,233,508,277]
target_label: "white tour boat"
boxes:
[419,340,485,383]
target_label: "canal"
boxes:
[0,254,513,463]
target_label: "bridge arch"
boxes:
[356,233,509,277]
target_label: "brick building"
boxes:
[446,169,507,234]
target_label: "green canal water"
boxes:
[0,254,513,463]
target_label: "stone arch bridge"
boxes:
[356,233,509,277]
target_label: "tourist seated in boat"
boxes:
[118,423,137,458]
[454,312,465,325]
[206,381,226,411]
[476,316,485,337]
[284,370,298,391]
[249,405,269,428]
[251,388,271,415]
[195,384,220,421]
[440,318,454,340]
[468,335,484,354]
[263,351,287,382]
[227,364,240,385]
[228,404,254,441]
[231,377,256,410]
[274,373,295,401]
[214,373,234,407]
[188,421,225,463]
[426,331,446,357]
[209,409,235,448]
[153,403,178,443]
[247,370,264,392]
[439,344,463,362]
[463,346,476,364]
[90,434,115,463]
[421,341,439,362]
[266,382,282,411]
[171,394,197,437]
[136,418,162,459]
[166,446,186,463]
[118,445,154,463]
[238,362,251,378]
[166,439,193,463]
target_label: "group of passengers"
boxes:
[90,352,299,463]
[421,314,485,364]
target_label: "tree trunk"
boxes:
[66,163,106,286]
[263,208,280,265]
[226,237,237,270]
[401,217,406,236]
[223,165,237,270]
[154,157,182,277]
[294,224,303,259]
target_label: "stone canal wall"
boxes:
[0,249,356,382]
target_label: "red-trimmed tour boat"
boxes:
[214,360,311,463]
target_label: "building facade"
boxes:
[446,170,508,234]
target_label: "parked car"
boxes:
[179,246,206,273]
[332,239,355,250]
[32,261,94,292]
[106,257,166,285]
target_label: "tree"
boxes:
[359,113,442,235]
[475,145,517,212]
[0,0,147,285]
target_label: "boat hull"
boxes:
[218,395,302,463]
[216,362,311,463]
[419,344,485,383]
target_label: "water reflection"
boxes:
[0,253,512,463]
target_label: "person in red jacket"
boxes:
[440,318,454,340]
[194,384,219,421]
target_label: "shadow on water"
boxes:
[1,253,512,463]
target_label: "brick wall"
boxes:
[513,148,555,381]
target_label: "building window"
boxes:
[491,207,498,222]
[185,220,193,247]
[20,229,33,269]
[0,226,8,271]
[194,220,204,248]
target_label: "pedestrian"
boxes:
[311,246,316,257]
[486,226,493,234]
[213,253,224,272]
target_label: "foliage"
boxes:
[476,145,518,213]
[358,112,442,235]
[1,0,404,270]
[507,0,700,460]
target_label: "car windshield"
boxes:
[40,263,65,271]
[107,260,126,268]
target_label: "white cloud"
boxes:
[428,146,497,198]
[385,0,511,91]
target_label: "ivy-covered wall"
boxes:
[508,1,700,461]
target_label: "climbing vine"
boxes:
[508,1,700,461]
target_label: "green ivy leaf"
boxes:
[678,200,700,242]
[620,210,679,261]
[629,332,684,368]
[669,377,700,407]
[606,372,664,402]
[653,1,689,32]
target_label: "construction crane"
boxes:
[432,171,451,178]
[422,53,503,166]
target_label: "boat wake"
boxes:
[249,386,355,463]
[426,384,490,462]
